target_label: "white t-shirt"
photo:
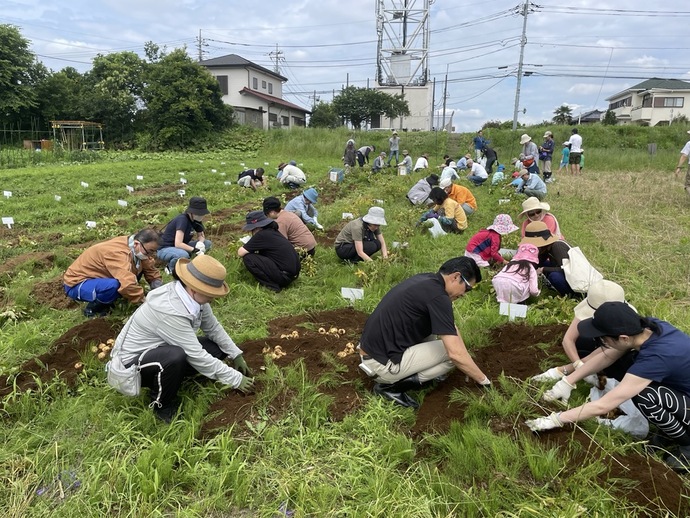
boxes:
[414,157,429,170]
[569,134,583,153]
[470,163,488,179]
[681,140,690,156]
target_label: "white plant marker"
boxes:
[117,200,128,207]
[264,162,269,166]
[126,185,134,193]
[80,181,89,188]
[374,199,384,204]
[54,195,62,202]
[179,172,185,176]
[136,175,143,180]
[240,162,245,167]
[85,221,97,229]
[224,181,232,186]
[3,191,12,198]
[220,172,226,176]
[341,287,364,305]
[178,189,186,197]
[211,169,217,173]
[342,212,354,220]
[2,217,14,229]
[239,235,251,244]
[498,199,511,205]
[180,178,187,185]
[220,161,226,165]
[499,302,527,321]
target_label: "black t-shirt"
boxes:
[161,214,200,247]
[359,273,457,365]
[238,169,260,181]
[244,227,301,276]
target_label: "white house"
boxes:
[199,54,309,129]
[606,78,690,126]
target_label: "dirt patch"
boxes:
[314,224,345,248]
[0,252,56,277]
[133,184,180,197]
[30,277,79,310]
[0,319,120,397]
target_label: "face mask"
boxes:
[192,214,205,222]
[135,251,148,260]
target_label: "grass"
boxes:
[1,127,690,516]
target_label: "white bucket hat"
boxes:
[362,207,387,226]
[520,134,532,145]
[573,280,636,321]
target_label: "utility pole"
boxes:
[197,29,204,62]
[430,78,436,131]
[441,66,449,131]
[512,0,529,131]
[269,44,284,74]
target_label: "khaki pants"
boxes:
[360,337,455,384]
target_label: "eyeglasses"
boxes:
[461,275,473,292]
[527,210,542,217]
[139,241,156,256]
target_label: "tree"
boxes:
[308,101,341,128]
[602,109,617,126]
[552,105,573,125]
[0,25,40,118]
[140,48,233,149]
[332,86,410,129]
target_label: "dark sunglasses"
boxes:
[461,275,473,292]
[527,210,543,217]
[139,241,155,256]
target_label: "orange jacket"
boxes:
[448,184,477,210]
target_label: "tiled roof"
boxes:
[239,87,310,114]
[607,78,690,100]
[200,54,287,82]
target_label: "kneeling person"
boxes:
[263,196,317,257]
[334,207,388,262]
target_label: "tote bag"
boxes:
[561,246,603,293]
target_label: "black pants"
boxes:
[356,151,366,167]
[485,157,496,175]
[633,383,690,445]
[336,240,381,262]
[138,337,226,407]
[576,336,637,381]
[243,254,297,292]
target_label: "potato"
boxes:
[318,327,327,334]
[74,362,83,369]
[90,346,99,353]
[97,352,107,360]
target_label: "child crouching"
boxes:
[492,243,540,303]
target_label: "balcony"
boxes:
[630,106,653,122]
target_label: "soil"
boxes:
[30,277,79,310]
[1,309,686,515]
[0,251,56,277]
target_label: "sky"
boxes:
[3,0,690,132]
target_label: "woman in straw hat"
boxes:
[518,197,563,240]
[110,255,254,423]
[334,207,389,262]
[532,279,638,384]
[521,221,573,296]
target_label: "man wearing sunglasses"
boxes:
[357,257,491,409]
[64,228,163,317]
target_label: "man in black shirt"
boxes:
[358,257,491,408]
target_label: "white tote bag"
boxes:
[561,246,603,293]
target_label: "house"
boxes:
[199,54,309,129]
[577,109,604,124]
[605,78,690,126]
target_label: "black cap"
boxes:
[187,197,210,216]
[426,174,439,186]
[262,196,282,214]
[577,301,644,339]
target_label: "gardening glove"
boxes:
[477,377,492,390]
[438,216,453,226]
[233,355,252,376]
[194,242,206,254]
[531,367,564,382]
[543,378,576,404]
[236,376,255,394]
[526,412,563,432]
[149,279,163,290]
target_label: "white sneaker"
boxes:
[531,367,564,382]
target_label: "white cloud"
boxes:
[626,55,669,67]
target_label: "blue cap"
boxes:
[303,188,318,204]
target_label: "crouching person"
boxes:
[108,255,254,423]
[357,257,491,408]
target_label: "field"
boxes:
[1,128,690,517]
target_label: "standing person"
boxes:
[357,145,376,168]
[413,153,429,172]
[517,169,547,201]
[473,130,487,161]
[237,168,265,190]
[357,256,490,409]
[238,211,301,292]
[492,243,540,303]
[521,221,573,296]
[518,197,564,240]
[557,142,571,175]
[387,131,400,166]
[284,188,323,230]
[277,162,307,189]
[343,139,356,174]
[425,187,467,233]
[439,178,477,216]
[263,197,316,257]
[675,130,690,196]
[481,145,498,175]
[108,254,254,423]
[407,174,439,206]
[334,207,388,262]
[372,151,386,173]
[527,301,690,473]
[157,197,212,273]
[399,150,413,174]
[63,229,163,317]
[568,128,583,175]
[466,159,488,186]
[519,134,540,175]
[539,131,555,182]
[464,214,519,267]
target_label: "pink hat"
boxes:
[487,214,519,235]
[513,243,539,264]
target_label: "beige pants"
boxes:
[360,337,455,384]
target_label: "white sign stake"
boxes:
[126,185,134,193]
[85,221,97,229]
[342,212,354,220]
[211,169,217,173]
[2,217,14,229]
[180,178,187,185]
[341,287,364,303]
[499,302,527,321]
[54,195,62,202]
[117,200,128,207]
[136,175,143,180]
[80,181,89,188]
[3,191,12,199]
[179,172,185,176]
[178,189,186,197]
[224,181,232,186]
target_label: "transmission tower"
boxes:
[375,0,433,87]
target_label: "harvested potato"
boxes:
[97,352,107,360]
[74,362,83,369]
[106,338,115,345]
[318,327,327,334]
[91,346,99,353]
[338,329,346,335]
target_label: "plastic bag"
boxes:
[426,218,447,238]
[590,378,649,438]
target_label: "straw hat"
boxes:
[175,255,229,298]
[487,214,519,235]
[521,221,559,247]
[519,197,550,217]
[520,134,532,145]
[362,207,387,226]
[573,280,627,321]
[512,243,539,264]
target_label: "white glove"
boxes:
[194,242,206,255]
[543,378,576,404]
[313,219,324,230]
[526,412,563,432]
[531,367,564,382]
[583,374,600,386]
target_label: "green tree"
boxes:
[332,86,410,129]
[140,48,233,149]
[309,101,341,128]
[602,109,617,126]
[0,25,39,118]
[552,105,573,125]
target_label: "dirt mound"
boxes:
[133,184,180,196]
[0,252,56,277]
[30,277,79,310]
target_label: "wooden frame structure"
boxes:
[51,120,105,151]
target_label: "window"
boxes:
[268,83,273,94]
[268,113,278,122]
[642,94,652,108]
[281,116,289,126]
[216,75,228,96]
[663,97,684,108]
[252,77,258,89]
[262,80,267,89]
[609,97,632,110]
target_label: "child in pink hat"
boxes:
[464,214,519,267]
[491,243,541,303]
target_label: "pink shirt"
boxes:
[520,213,563,240]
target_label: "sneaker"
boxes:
[154,401,180,424]
[373,383,419,409]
